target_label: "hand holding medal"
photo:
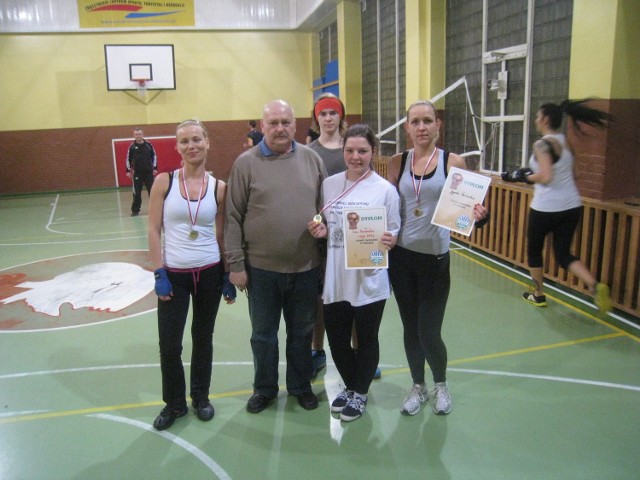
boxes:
[310,169,371,228]
[308,216,327,238]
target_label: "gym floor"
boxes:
[1,189,638,480]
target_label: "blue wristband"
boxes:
[154,268,172,296]
[222,272,237,300]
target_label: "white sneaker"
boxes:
[400,383,428,416]
[431,382,452,415]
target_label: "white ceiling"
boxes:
[0,0,341,33]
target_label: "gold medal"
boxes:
[188,230,199,240]
[414,208,423,217]
[313,214,322,224]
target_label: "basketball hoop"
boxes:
[134,79,147,98]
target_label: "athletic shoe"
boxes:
[153,405,188,430]
[522,289,546,307]
[192,399,215,421]
[594,283,612,313]
[401,383,428,416]
[340,394,367,422]
[311,349,326,377]
[247,393,275,414]
[294,391,319,410]
[330,388,353,413]
[431,382,452,415]
[373,367,382,379]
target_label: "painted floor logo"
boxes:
[0,251,156,332]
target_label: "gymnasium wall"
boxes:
[0,31,317,131]
[0,30,320,194]
[1,115,367,195]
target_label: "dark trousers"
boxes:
[247,266,319,397]
[389,246,450,384]
[527,207,581,269]
[157,263,223,409]
[131,170,154,214]
[324,300,386,395]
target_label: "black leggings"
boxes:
[527,207,581,269]
[323,300,386,394]
[157,263,223,409]
[389,246,450,384]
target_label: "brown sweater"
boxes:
[224,143,327,273]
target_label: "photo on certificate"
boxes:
[343,207,388,269]
[431,166,491,236]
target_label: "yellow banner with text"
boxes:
[78,0,195,28]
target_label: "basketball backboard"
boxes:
[104,44,175,91]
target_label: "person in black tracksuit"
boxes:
[126,128,157,216]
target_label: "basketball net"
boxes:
[135,79,147,98]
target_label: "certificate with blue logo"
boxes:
[344,207,388,269]
[431,167,491,236]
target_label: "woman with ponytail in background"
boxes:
[502,99,613,313]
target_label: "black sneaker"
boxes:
[340,394,367,422]
[153,405,188,431]
[294,391,319,410]
[522,290,546,307]
[330,388,353,413]
[130,212,139,217]
[247,393,274,414]
[192,399,215,421]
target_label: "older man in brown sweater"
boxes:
[225,99,327,414]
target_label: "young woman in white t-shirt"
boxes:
[308,124,400,422]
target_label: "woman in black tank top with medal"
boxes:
[387,101,488,417]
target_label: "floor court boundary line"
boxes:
[0,331,624,381]
[45,194,61,234]
[2,367,637,426]
[0,249,150,272]
[45,194,82,236]
[452,241,640,334]
[90,414,233,480]
[449,367,640,392]
[0,309,157,334]
[0,235,146,247]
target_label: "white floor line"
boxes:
[3,362,638,392]
[90,413,232,480]
[45,194,61,234]
[449,367,640,392]
[453,240,640,332]
[0,409,49,418]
